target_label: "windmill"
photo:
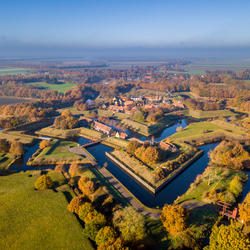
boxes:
[166,90,173,98]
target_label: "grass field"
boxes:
[0,131,38,145]
[0,67,30,76]
[102,137,129,148]
[177,167,247,204]
[58,107,130,120]
[170,120,249,145]
[0,153,16,173]
[121,118,149,135]
[0,172,94,250]
[183,109,235,118]
[30,139,89,165]
[28,82,77,93]
[37,126,105,140]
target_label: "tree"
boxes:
[176,126,183,132]
[9,139,25,156]
[97,237,128,250]
[204,222,250,250]
[133,110,145,123]
[229,178,243,197]
[55,164,66,173]
[239,192,250,225]
[0,139,9,153]
[95,226,117,246]
[78,176,90,193]
[67,196,87,214]
[61,109,72,117]
[89,110,98,119]
[34,175,53,190]
[78,202,95,221]
[160,204,187,235]
[68,162,80,177]
[113,207,147,242]
[209,141,249,170]
[39,140,50,150]
[141,146,160,163]
[127,140,141,154]
[82,180,96,196]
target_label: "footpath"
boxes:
[69,146,161,219]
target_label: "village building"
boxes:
[159,141,178,152]
[172,102,184,109]
[79,116,93,125]
[108,105,125,112]
[93,121,114,135]
[115,131,128,139]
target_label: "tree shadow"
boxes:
[45,140,60,155]
[63,191,73,203]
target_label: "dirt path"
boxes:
[180,201,218,212]
[69,146,161,219]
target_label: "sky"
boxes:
[1,0,250,58]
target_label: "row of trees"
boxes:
[0,138,24,156]
[53,109,79,130]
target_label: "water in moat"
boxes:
[8,118,250,208]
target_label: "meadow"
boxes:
[0,172,94,250]
[27,81,77,93]
[0,67,30,76]
[29,139,89,165]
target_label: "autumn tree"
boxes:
[82,180,95,196]
[89,110,98,119]
[67,196,87,214]
[141,146,160,163]
[61,109,72,117]
[34,175,53,190]
[78,202,95,221]
[78,175,90,193]
[239,192,250,225]
[0,139,9,153]
[68,162,80,177]
[160,204,187,235]
[39,140,50,150]
[9,139,25,156]
[97,237,128,250]
[209,141,249,170]
[113,207,147,242]
[176,126,183,132]
[55,164,66,173]
[127,140,141,155]
[204,222,250,250]
[95,226,117,246]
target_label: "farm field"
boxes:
[27,82,77,93]
[0,67,30,76]
[0,172,94,250]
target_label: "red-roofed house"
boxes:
[93,121,114,135]
[115,131,128,139]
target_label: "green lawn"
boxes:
[184,109,235,118]
[30,139,89,165]
[0,172,94,250]
[58,108,130,120]
[0,131,38,145]
[0,153,16,173]
[177,168,247,203]
[0,67,30,76]
[170,120,249,143]
[102,137,129,148]
[28,82,77,93]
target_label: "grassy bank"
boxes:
[0,172,94,250]
[0,153,17,174]
[101,137,129,149]
[29,139,90,165]
[37,126,105,140]
[183,109,235,118]
[171,120,249,145]
[58,108,130,120]
[0,130,38,145]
